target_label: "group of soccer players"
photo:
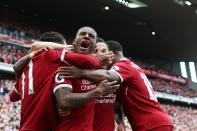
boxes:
[9,26,173,131]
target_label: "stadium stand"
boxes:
[0,42,28,64]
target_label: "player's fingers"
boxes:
[101,79,108,83]
[57,66,73,72]
[66,45,74,48]
[108,81,118,85]
[58,72,73,76]
[112,85,120,90]
[57,69,73,73]
[61,76,74,79]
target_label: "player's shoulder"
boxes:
[45,49,62,61]
[114,58,131,66]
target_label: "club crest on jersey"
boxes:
[55,74,64,83]
[112,66,119,71]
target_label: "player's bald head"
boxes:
[76,26,97,39]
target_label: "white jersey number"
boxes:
[140,73,157,101]
[21,60,34,99]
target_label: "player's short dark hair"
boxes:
[107,40,123,52]
[96,37,105,43]
[96,37,109,50]
[39,32,66,44]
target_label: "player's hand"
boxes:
[117,121,126,131]
[96,80,119,96]
[97,51,114,66]
[57,106,71,117]
[57,65,81,79]
[64,45,74,52]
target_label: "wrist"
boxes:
[29,52,34,58]
[87,88,101,99]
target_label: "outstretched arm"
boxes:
[61,51,114,69]
[55,80,119,110]
[57,66,121,83]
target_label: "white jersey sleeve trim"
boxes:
[110,69,124,83]
[53,84,72,94]
[60,48,67,63]
[14,87,20,95]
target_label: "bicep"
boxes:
[53,73,72,106]
[54,87,72,105]
[106,70,122,83]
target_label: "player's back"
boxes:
[113,58,173,130]
[18,50,64,131]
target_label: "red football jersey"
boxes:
[15,49,101,131]
[15,50,65,131]
[110,58,173,130]
[93,94,116,131]
[55,79,97,131]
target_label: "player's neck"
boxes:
[114,52,124,62]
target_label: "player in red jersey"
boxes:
[10,29,118,131]
[58,40,174,131]
[93,38,125,131]
[53,27,119,131]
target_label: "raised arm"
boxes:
[30,41,69,52]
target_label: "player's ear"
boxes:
[72,39,76,46]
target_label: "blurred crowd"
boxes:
[0,42,28,64]
[0,80,20,131]
[0,80,197,131]
[123,104,197,131]
[150,77,197,98]
[135,60,184,79]
[162,104,197,131]
[0,9,41,41]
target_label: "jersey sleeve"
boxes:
[110,61,131,83]
[9,81,21,102]
[53,73,72,94]
[60,49,101,69]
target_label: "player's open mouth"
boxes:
[80,41,89,50]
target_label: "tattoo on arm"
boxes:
[55,87,100,110]
[13,54,31,79]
